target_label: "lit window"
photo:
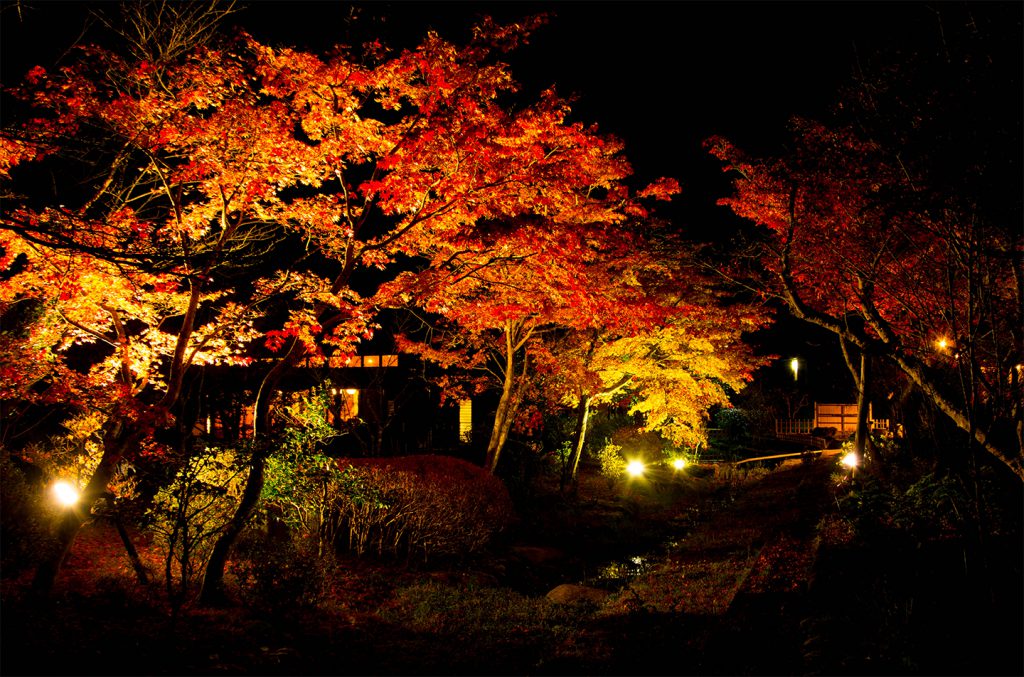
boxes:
[459,399,472,443]
[339,389,359,420]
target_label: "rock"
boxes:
[545,583,611,605]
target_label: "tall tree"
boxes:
[2,31,309,594]
[706,6,1022,480]
[391,198,769,480]
[388,200,675,474]
[548,263,770,485]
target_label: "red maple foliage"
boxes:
[0,14,695,593]
[708,119,1023,481]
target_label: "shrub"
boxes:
[0,455,54,577]
[263,448,346,557]
[713,407,751,442]
[336,455,515,563]
[596,442,626,481]
[229,529,339,612]
[892,473,965,540]
[258,382,353,555]
[380,579,594,638]
[838,470,970,546]
[146,447,247,606]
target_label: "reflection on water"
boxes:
[578,506,711,588]
[588,555,653,585]
[503,502,728,594]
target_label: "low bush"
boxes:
[714,407,751,442]
[0,455,54,577]
[229,529,340,612]
[596,442,626,481]
[337,455,516,563]
[808,449,1024,676]
[147,447,246,607]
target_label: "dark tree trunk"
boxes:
[197,446,267,606]
[853,351,872,461]
[485,375,517,473]
[111,506,149,585]
[198,345,293,606]
[485,332,521,474]
[562,395,591,491]
[840,337,874,465]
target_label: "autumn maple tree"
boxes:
[382,160,691,474]
[1,11,690,597]
[391,209,769,480]
[550,269,770,484]
[706,17,1022,481]
[389,236,645,474]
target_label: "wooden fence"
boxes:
[775,402,889,437]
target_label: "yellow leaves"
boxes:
[565,302,763,447]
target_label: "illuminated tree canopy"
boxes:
[0,13,727,592]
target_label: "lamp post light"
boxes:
[790,357,800,382]
[46,480,150,585]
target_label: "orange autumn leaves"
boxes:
[1,16,756,474]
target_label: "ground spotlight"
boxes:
[626,460,646,477]
[52,480,80,507]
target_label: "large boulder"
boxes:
[545,583,611,605]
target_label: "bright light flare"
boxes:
[935,337,950,351]
[625,460,646,477]
[840,452,859,469]
[52,481,80,507]
[671,457,687,471]
[790,357,799,380]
